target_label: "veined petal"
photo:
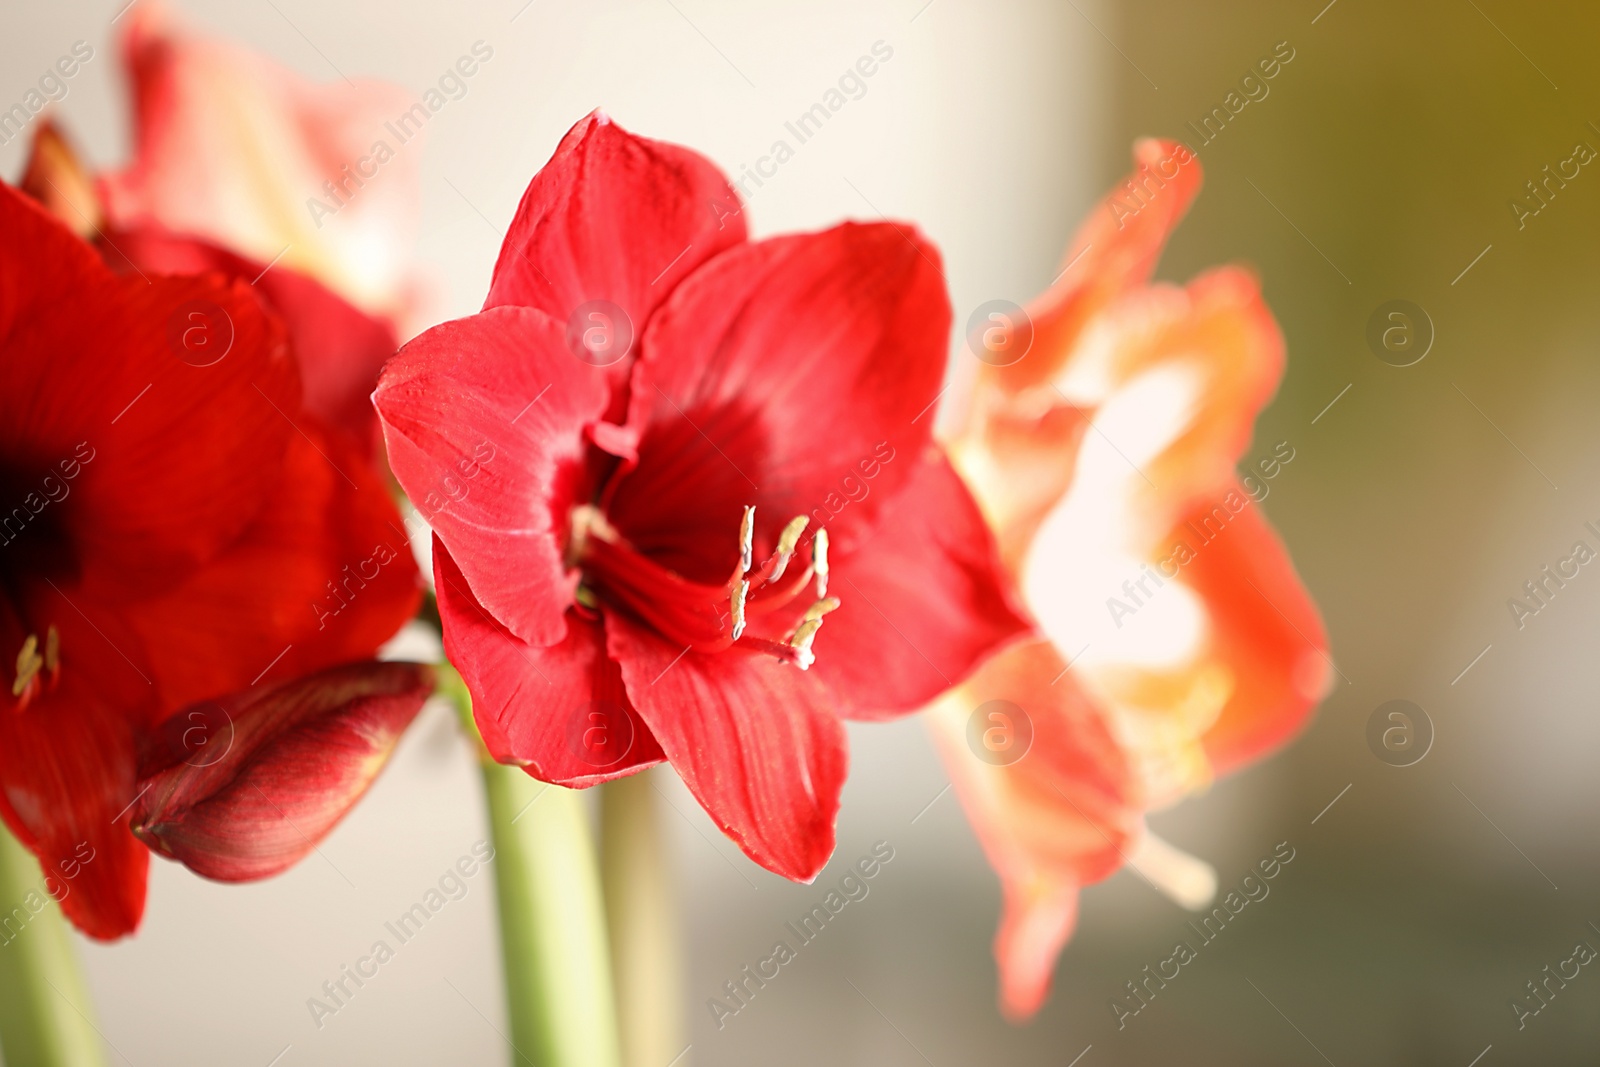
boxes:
[375,306,612,646]
[607,611,846,882]
[125,424,421,712]
[608,221,951,583]
[97,226,400,456]
[434,539,665,786]
[486,110,747,335]
[131,661,434,882]
[0,601,154,940]
[0,182,297,601]
[819,448,1031,720]
[19,118,400,457]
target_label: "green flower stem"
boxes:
[0,824,106,1067]
[600,770,684,1067]
[440,665,622,1067]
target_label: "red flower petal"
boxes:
[98,226,398,455]
[131,661,433,882]
[375,306,612,646]
[0,183,299,601]
[606,222,951,583]
[818,448,1030,720]
[434,539,665,785]
[125,425,420,711]
[0,600,153,940]
[606,611,846,882]
[485,111,746,342]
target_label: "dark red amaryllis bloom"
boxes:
[0,181,421,937]
[375,111,1028,880]
[21,121,403,460]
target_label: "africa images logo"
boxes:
[1109,841,1296,1029]
[706,841,896,1029]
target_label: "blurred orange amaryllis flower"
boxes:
[931,138,1332,1019]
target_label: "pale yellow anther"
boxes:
[738,505,756,574]
[800,596,841,623]
[813,529,830,597]
[12,635,42,698]
[787,597,842,670]
[730,579,749,640]
[789,623,822,670]
[567,504,620,569]
[43,626,59,673]
[768,515,810,582]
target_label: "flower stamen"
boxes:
[11,626,58,705]
[730,579,749,640]
[572,502,842,666]
[12,635,41,698]
[813,529,830,598]
[767,515,809,583]
[787,597,841,671]
[738,505,755,574]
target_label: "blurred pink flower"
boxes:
[97,3,431,335]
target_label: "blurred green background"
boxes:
[1060,0,1600,1062]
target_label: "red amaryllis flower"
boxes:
[933,139,1331,1017]
[375,111,1027,881]
[0,181,420,938]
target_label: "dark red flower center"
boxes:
[0,461,72,707]
[569,504,840,666]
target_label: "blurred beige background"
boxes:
[7,0,1600,1063]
